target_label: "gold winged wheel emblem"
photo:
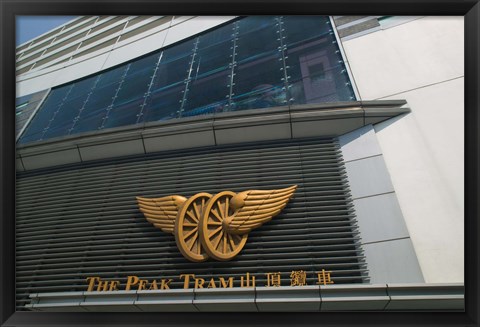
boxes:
[136,185,297,262]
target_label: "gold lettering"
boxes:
[194,277,205,289]
[290,270,307,287]
[240,273,256,288]
[316,269,334,286]
[97,279,110,292]
[126,275,139,291]
[180,274,195,289]
[219,277,234,288]
[86,277,100,292]
[265,272,281,287]
[138,279,148,291]
[160,279,172,290]
[207,278,216,288]
[148,280,159,290]
[109,281,120,291]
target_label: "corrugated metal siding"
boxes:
[16,137,368,310]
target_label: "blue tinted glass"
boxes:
[195,24,234,76]
[283,18,355,104]
[183,70,230,116]
[143,44,193,122]
[42,95,86,139]
[162,39,195,63]
[71,84,117,133]
[18,85,73,144]
[41,77,97,139]
[102,53,161,128]
[143,84,184,122]
[282,16,332,46]
[236,16,277,37]
[70,66,128,134]
[230,16,286,110]
[236,17,279,64]
[290,65,355,104]
[19,16,356,145]
[180,25,233,115]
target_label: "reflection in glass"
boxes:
[19,16,356,144]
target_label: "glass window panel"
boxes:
[41,95,87,139]
[18,16,356,145]
[232,83,286,111]
[236,16,277,37]
[70,83,119,134]
[102,98,144,128]
[182,70,230,116]
[144,47,192,122]
[15,90,48,138]
[113,73,151,106]
[289,65,355,105]
[161,39,195,63]
[231,17,286,111]
[151,54,190,91]
[198,22,234,47]
[282,16,332,47]
[102,53,161,128]
[285,32,355,104]
[236,17,279,64]
[143,84,185,122]
[286,37,344,83]
[128,52,160,72]
[195,40,232,77]
[96,65,128,88]
[115,54,160,105]
[66,77,98,101]
[232,53,285,110]
[36,76,98,139]
[18,85,72,144]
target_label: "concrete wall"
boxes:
[339,125,424,284]
[339,16,464,283]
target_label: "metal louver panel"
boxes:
[16,137,368,310]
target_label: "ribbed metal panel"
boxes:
[16,138,367,310]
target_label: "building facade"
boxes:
[15,15,464,312]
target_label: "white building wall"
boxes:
[340,16,464,283]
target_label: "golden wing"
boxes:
[225,185,297,234]
[136,195,187,234]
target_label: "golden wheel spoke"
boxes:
[211,208,222,221]
[228,233,236,250]
[188,233,198,251]
[209,226,223,239]
[223,233,228,254]
[213,231,224,250]
[174,192,212,263]
[186,210,198,222]
[198,191,248,261]
[217,200,225,219]
[183,227,198,240]
[193,202,200,219]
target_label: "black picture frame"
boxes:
[1,1,478,326]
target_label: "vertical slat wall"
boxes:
[15,137,368,310]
